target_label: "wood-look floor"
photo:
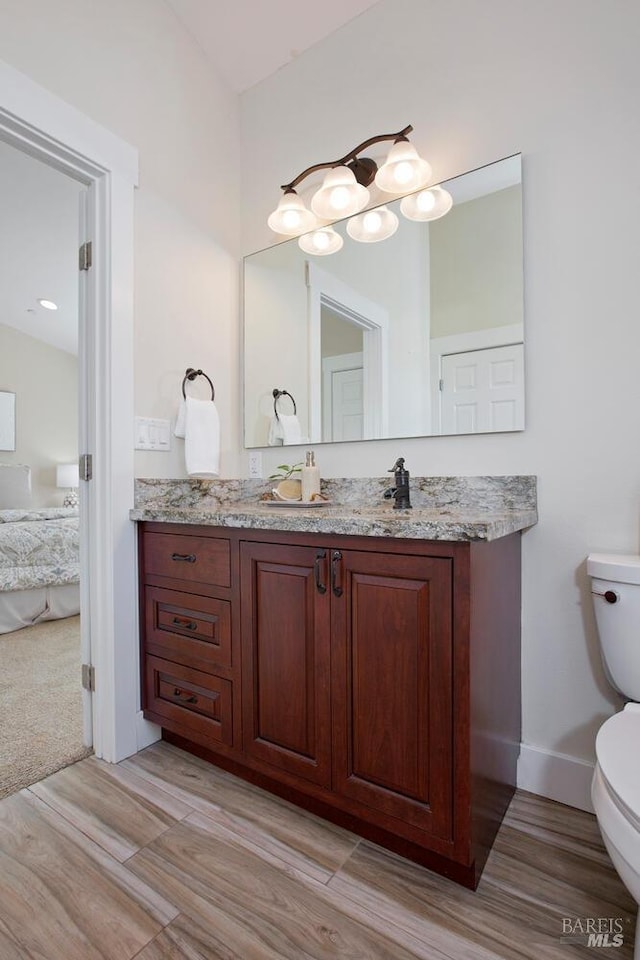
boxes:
[0,741,635,959]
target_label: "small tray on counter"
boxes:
[263,499,332,508]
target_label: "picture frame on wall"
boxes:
[0,391,16,451]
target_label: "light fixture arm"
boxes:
[280,124,413,192]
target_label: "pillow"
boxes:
[0,463,32,509]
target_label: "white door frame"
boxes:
[306,262,389,442]
[0,59,139,762]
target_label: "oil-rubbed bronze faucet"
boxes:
[383,457,412,510]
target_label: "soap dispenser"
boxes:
[301,451,320,502]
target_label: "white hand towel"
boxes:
[184,396,220,477]
[279,414,302,446]
[268,416,284,446]
[174,399,186,438]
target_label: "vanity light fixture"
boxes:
[310,166,369,219]
[375,140,432,194]
[267,124,451,255]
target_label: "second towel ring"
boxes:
[273,388,296,419]
[182,367,215,401]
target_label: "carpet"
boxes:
[0,615,92,798]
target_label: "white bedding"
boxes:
[0,504,81,633]
[0,583,80,634]
[0,507,79,592]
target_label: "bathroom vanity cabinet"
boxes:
[138,521,522,888]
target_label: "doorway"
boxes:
[0,56,139,764]
[307,262,389,442]
[0,139,91,796]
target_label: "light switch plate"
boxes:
[135,417,171,451]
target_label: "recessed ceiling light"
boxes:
[38,299,58,311]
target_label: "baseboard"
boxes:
[136,711,161,751]
[517,743,595,813]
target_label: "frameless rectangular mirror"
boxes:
[0,390,16,451]
[243,154,523,448]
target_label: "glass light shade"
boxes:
[267,190,317,236]
[374,140,432,194]
[56,463,79,488]
[400,184,453,222]
[298,226,344,256]
[346,205,399,243]
[310,166,369,219]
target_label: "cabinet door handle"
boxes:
[172,616,198,630]
[171,553,196,563]
[314,550,327,594]
[331,550,343,597]
[172,687,197,704]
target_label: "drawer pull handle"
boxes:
[171,553,196,563]
[314,550,327,594]
[172,617,198,630]
[173,687,197,704]
[331,550,343,597]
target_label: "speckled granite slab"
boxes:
[131,476,537,542]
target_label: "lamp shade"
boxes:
[310,166,369,220]
[56,463,79,489]
[400,184,453,222]
[374,140,432,194]
[267,189,317,236]
[298,226,344,256]
[346,205,399,243]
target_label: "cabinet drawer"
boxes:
[144,656,233,747]
[144,586,231,672]
[143,532,230,587]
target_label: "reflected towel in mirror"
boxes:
[268,414,302,446]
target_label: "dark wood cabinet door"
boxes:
[240,542,331,786]
[332,550,454,841]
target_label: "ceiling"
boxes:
[0,139,82,356]
[166,0,382,93]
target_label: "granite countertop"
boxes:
[130,499,536,542]
[130,475,537,542]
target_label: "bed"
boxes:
[0,465,80,634]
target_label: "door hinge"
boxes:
[79,453,93,481]
[79,240,93,271]
[82,663,95,692]
[439,378,444,392]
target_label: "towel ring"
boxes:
[182,367,215,401]
[273,388,296,419]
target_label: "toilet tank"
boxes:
[587,553,640,702]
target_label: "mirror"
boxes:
[0,391,16,451]
[244,155,523,448]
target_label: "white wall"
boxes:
[0,324,78,506]
[240,0,640,807]
[0,0,242,479]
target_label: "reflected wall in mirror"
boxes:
[244,155,523,448]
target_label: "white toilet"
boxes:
[588,553,640,958]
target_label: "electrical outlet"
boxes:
[248,451,263,479]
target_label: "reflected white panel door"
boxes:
[322,353,364,441]
[440,343,524,434]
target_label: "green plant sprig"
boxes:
[268,462,303,481]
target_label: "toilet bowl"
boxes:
[588,553,640,958]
